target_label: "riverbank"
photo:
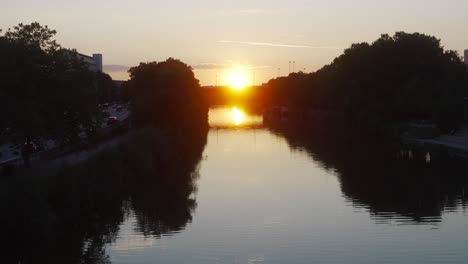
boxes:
[0,113,130,176]
[262,107,468,161]
[0,127,208,263]
[0,101,130,171]
[401,126,468,159]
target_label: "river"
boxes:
[102,106,468,264]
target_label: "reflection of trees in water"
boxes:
[269,123,468,224]
[127,134,205,237]
[0,127,208,264]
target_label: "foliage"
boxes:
[0,22,100,143]
[120,80,131,102]
[266,32,468,132]
[97,72,118,103]
[127,58,208,129]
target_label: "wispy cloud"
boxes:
[192,63,231,70]
[104,64,130,72]
[220,40,341,49]
[192,63,271,71]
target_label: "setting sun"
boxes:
[228,68,249,91]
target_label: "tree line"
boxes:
[0,22,207,147]
[265,32,468,132]
[5,23,464,142]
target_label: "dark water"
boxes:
[104,106,468,264]
[3,106,468,263]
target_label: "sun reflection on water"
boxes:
[208,106,263,128]
[232,107,245,126]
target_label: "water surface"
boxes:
[106,106,468,264]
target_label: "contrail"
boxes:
[192,63,271,70]
[220,40,341,49]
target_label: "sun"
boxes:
[228,68,249,91]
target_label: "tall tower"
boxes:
[465,50,468,66]
[92,54,103,72]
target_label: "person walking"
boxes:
[20,139,34,168]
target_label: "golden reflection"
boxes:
[231,107,245,126]
[208,106,262,128]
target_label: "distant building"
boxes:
[465,50,468,65]
[76,53,103,72]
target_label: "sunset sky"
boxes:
[2,0,468,85]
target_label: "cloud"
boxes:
[192,63,232,70]
[103,64,130,72]
[220,40,341,49]
[192,63,271,71]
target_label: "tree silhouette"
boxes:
[266,32,468,131]
[0,22,99,143]
[127,58,207,129]
[97,72,118,103]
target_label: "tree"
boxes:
[265,32,468,131]
[97,72,117,103]
[0,22,99,143]
[128,58,207,129]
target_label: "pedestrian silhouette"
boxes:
[20,139,34,168]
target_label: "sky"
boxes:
[2,0,468,85]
